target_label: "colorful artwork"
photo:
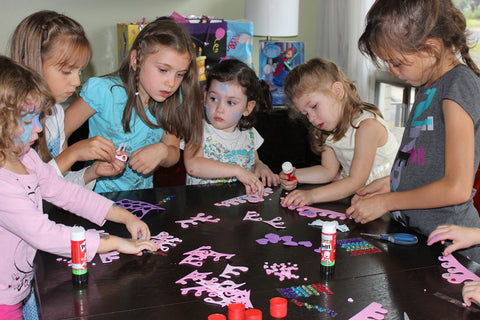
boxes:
[259,41,304,106]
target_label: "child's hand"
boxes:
[346,193,389,224]
[279,170,298,191]
[254,163,280,187]
[124,214,151,241]
[106,206,151,240]
[70,136,117,162]
[427,225,480,256]
[280,189,314,207]
[350,176,390,205]
[98,234,159,256]
[463,281,480,307]
[237,169,264,196]
[91,156,128,177]
[129,143,167,175]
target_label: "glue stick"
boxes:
[282,161,296,181]
[71,226,88,288]
[320,221,337,277]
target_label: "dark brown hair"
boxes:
[358,0,480,77]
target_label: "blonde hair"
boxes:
[0,56,55,165]
[284,57,381,153]
[116,16,203,152]
[358,0,480,77]
[10,10,91,161]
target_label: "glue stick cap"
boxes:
[208,314,226,320]
[228,303,245,320]
[71,226,86,240]
[281,161,293,174]
[270,297,287,318]
[245,308,262,320]
[322,221,337,233]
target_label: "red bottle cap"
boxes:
[270,297,287,318]
[228,303,245,320]
[208,314,226,320]
[245,308,262,320]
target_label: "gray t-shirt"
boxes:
[391,64,480,260]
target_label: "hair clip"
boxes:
[115,143,128,162]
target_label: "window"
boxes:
[374,71,415,128]
[454,0,480,66]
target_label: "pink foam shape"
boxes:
[219,264,249,279]
[349,302,388,320]
[214,188,273,207]
[151,231,182,252]
[243,211,286,229]
[175,213,220,229]
[99,251,120,264]
[176,270,212,285]
[287,204,350,220]
[438,255,480,284]
[243,211,263,222]
[179,246,235,267]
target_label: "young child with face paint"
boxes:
[0,56,159,320]
[64,17,203,192]
[183,59,279,196]
[10,10,127,191]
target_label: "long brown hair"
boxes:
[116,16,203,152]
[358,0,480,77]
[284,57,381,153]
[10,10,91,161]
[0,56,55,165]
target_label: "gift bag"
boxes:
[117,22,148,64]
[179,21,228,70]
[226,20,253,67]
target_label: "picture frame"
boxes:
[259,41,305,107]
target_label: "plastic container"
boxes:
[71,226,88,288]
[207,314,226,320]
[270,297,287,318]
[245,308,262,320]
[228,303,245,320]
[320,221,337,277]
[282,161,296,181]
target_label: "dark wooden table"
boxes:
[35,183,480,319]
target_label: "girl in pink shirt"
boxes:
[0,56,159,319]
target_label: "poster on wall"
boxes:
[259,41,304,106]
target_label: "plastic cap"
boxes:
[245,308,262,320]
[208,314,226,320]
[281,161,293,173]
[228,303,245,320]
[270,297,287,318]
[322,221,337,234]
[71,226,86,241]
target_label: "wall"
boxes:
[0,0,319,79]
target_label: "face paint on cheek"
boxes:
[16,113,41,146]
[230,110,243,123]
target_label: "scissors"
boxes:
[360,232,418,245]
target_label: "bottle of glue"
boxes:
[282,161,296,181]
[71,226,88,288]
[320,221,337,278]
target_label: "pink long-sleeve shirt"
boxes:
[0,148,113,306]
